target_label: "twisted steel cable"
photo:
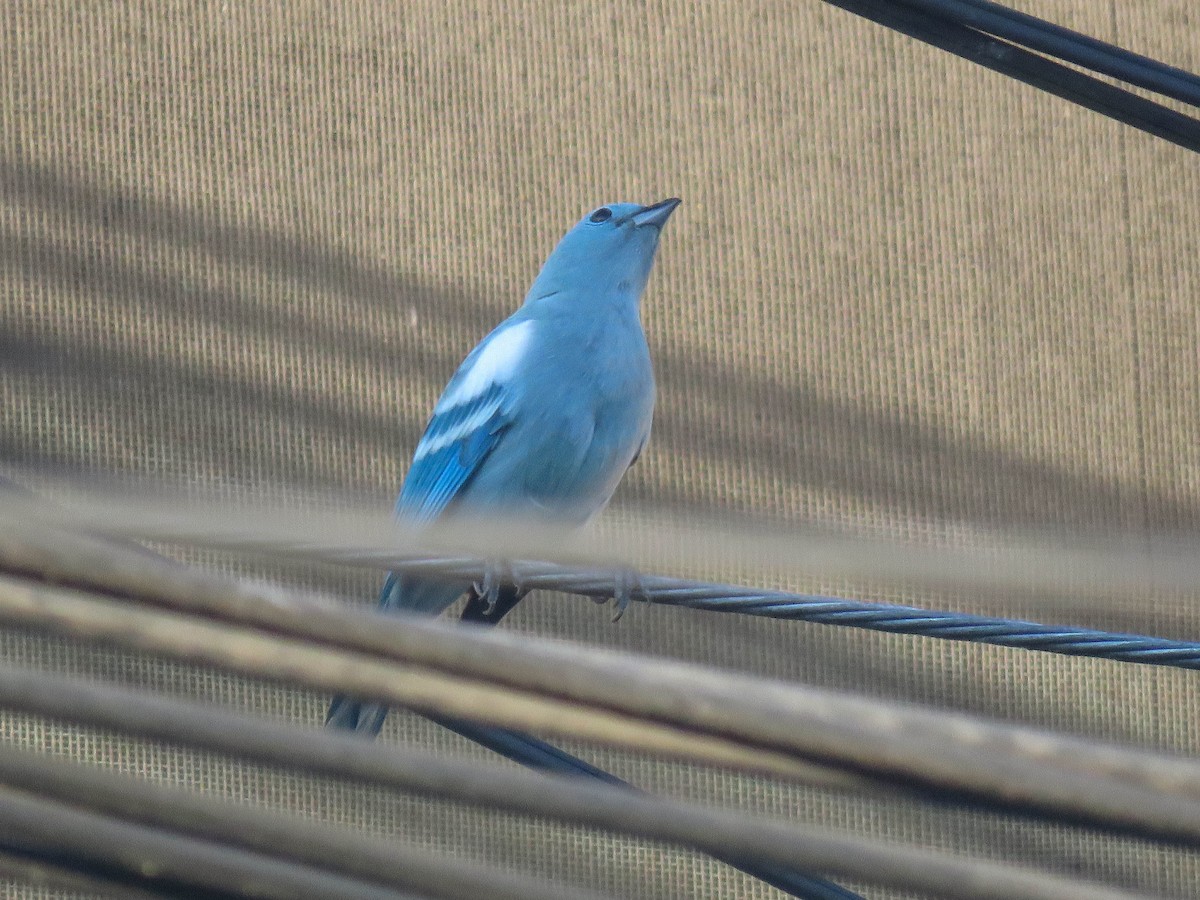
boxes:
[390,558,1200,671]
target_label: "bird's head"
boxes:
[526,198,680,308]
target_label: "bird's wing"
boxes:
[394,318,536,524]
[396,381,512,522]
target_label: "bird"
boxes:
[327,198,681,736]
[323,199,865,900]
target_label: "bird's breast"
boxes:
[476,313,653,518]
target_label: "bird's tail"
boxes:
[325,573,471,736]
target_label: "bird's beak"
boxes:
[630,197,681,229]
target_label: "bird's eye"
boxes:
[589,207,613,223]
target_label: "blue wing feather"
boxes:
[396,383,510,523]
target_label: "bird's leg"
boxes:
[473,559,515,615]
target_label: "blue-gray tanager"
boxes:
[327,199,680,735]
[325,200,863,900]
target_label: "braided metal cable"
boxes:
[389,558,1200,671]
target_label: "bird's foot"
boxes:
[593,567,647,622]
[473,560,517,615]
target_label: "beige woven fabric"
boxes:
[2,2,1199,897]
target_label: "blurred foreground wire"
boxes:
[0,785,429,900]
[7,489,1200,672]
[0,489,870,898]
[1,486,1198,899]
[0,847,162,900]
[3,466,1190,885]
[0,665,1155,900]
[0,525,1171,897]
[6,570,1200,851]
[0,742,602,900]
[16,487,1200,599]
[3,521,1200,846]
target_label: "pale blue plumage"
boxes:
[328,199,679,734]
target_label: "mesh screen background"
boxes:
[2,2,1199,897]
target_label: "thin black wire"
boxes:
[433,717,864,900]
[903,0,1200,107]
[819,0,1200,154]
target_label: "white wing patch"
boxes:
[411,319,533,464]
[412,402,502,460]
[435,320,535,412]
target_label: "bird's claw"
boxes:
[473,560,515,615]
[605,567,647,622]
